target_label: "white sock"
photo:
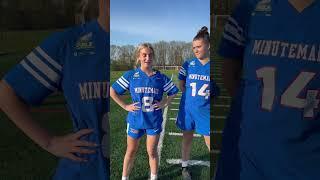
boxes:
[121,176,129,180]
[150,173,158,180]
[182,160,188,168]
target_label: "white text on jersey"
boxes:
[188,74,210,81]
[134,87,159,94]
[79,81,110,100]
[252,40,320,63]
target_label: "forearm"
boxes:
[165,94,176,105]
[0,80,52,150]
[179,80,186,93]
[110,87,127,109]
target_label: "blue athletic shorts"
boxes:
[176,94,210,136]
[126,123,162,139]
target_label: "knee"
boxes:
[126,146,138,158]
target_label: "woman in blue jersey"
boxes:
[110,43,178,180]
[0,0,111,179]
[216,1,320,180]
[176,26,211,179]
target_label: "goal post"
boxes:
[153,65,180,71]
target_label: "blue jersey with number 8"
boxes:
[112,68,178,129]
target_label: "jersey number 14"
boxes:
[257,67,319,118]
[190,83,210,99]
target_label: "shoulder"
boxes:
[56,21,100,45]
[181,58,196,67]
[184,58,198,68]
[122,69,138,79]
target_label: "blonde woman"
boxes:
[110,43,178,180]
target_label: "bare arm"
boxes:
[0,80,96,161]
[222,59,243,97]
[110,87,140,112]
[179,80,186,93]
[0,80,52,149]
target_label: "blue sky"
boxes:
[111,0,210,45]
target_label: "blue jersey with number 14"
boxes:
[179,58,210,114]
[219,0,320,179]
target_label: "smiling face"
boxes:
[192,38,209,60]
[137,47,154,69]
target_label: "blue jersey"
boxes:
[219,1,320,179]
[179,58,210,113]
[112,68,178,129]
[4,20,110,180]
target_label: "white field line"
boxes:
[166,159,210,167]
[170,108,179,111]
[169,118,176,121]
[168,132,201,137]
[174,97,181,100]
[157,74,173,166]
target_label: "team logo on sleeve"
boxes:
[252,0,272,16]
[133,72,140,79]
[74,32,96,56]
[189,61,196,66]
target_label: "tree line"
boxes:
[111,41,195,71]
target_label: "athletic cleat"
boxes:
[182,167,192,180]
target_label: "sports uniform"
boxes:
[112,68,178,139]
[4,20,110,180]
[218,0,320,179]
[176,58,210,136]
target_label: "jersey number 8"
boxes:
[142,96,154,112]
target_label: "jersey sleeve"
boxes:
[3,31,66,106]
[218,1,252,60]
[163,74,179,96]
[111,70,132,95]
[178,61,188,81]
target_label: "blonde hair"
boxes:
[135,43,155,67]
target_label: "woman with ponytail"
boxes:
[176,26,213,179]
